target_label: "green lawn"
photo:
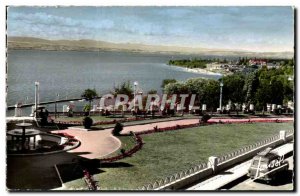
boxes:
[63,122,293,190]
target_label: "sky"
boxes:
[7,6,294,53]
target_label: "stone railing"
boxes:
[139,129,294,190]
[139,162,209,190]
[216,135,281,164]
[216,129,293,164]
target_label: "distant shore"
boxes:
[167,64,223,76]
[7,36,294,59]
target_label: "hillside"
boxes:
[7,36,294,58]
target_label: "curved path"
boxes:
[51,129,121,159]
[53,117,293,159]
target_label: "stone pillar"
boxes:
[208,156,218,173]
[202,104,207,111]
[122,104,127,117]
[226,104,231,111]
[280,130,286,142]
[242,104,246,112]
[249,104,254,111]
[272,104,277,112]
[14,105,22,117]
[267,104,271,112]
[63,105,68,113]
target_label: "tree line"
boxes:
[163,62,294,112]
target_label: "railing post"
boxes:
[279,130,287,142]
[208,156,218,173]
[14,103,22,117]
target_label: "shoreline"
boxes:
[167,64,223,76]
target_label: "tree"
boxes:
[164,82,189,95]
[254,66,291,111]
[223,74,245,115]
[243,71,259,107]
[254,79,272,110]
[83,116,93,129]
[201,80,220,112]
[81,88,98,115]
[185,78,207,106]
[81,88,98,102]
[112,81,133,98]
[164,78,220,112]
[161,79,177,88]
[148,89,158,94]
[112,122,123,136]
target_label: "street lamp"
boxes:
[34,81,40,117]
[55,93,59,118]
[219,81,224,112]
[133,81,138,110]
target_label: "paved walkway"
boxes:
[52,117,293,159]
[52,129,121,159]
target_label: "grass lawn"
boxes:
[63,122,293,190]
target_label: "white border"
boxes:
[1,1,298,196]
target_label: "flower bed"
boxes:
[52,132,80,151]
[135,123,200,136]
[100,132,144,163]
[83,169,99,190]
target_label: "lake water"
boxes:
[7,50,221,115]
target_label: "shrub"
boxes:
[120,148,126,155]
[200,114,211,123]
[112,122,124,136]
[83,116,93,129]
[83,104,91,116]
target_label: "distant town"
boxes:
[169,58,294,75]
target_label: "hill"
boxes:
[7,36,294,58]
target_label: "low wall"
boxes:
[39,133,63,144]
[139,130,294,190]
[217,135,292,172]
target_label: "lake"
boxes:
[7,50,221,115]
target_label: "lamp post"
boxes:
[55,93,59,118]
[133,81,138,113]
[24,96,28,105]
[219,81,223,113]
[288,76,294,113]
[34,81,40,117]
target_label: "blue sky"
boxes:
[7,6,294,52]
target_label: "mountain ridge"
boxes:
[7,36,294,58]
